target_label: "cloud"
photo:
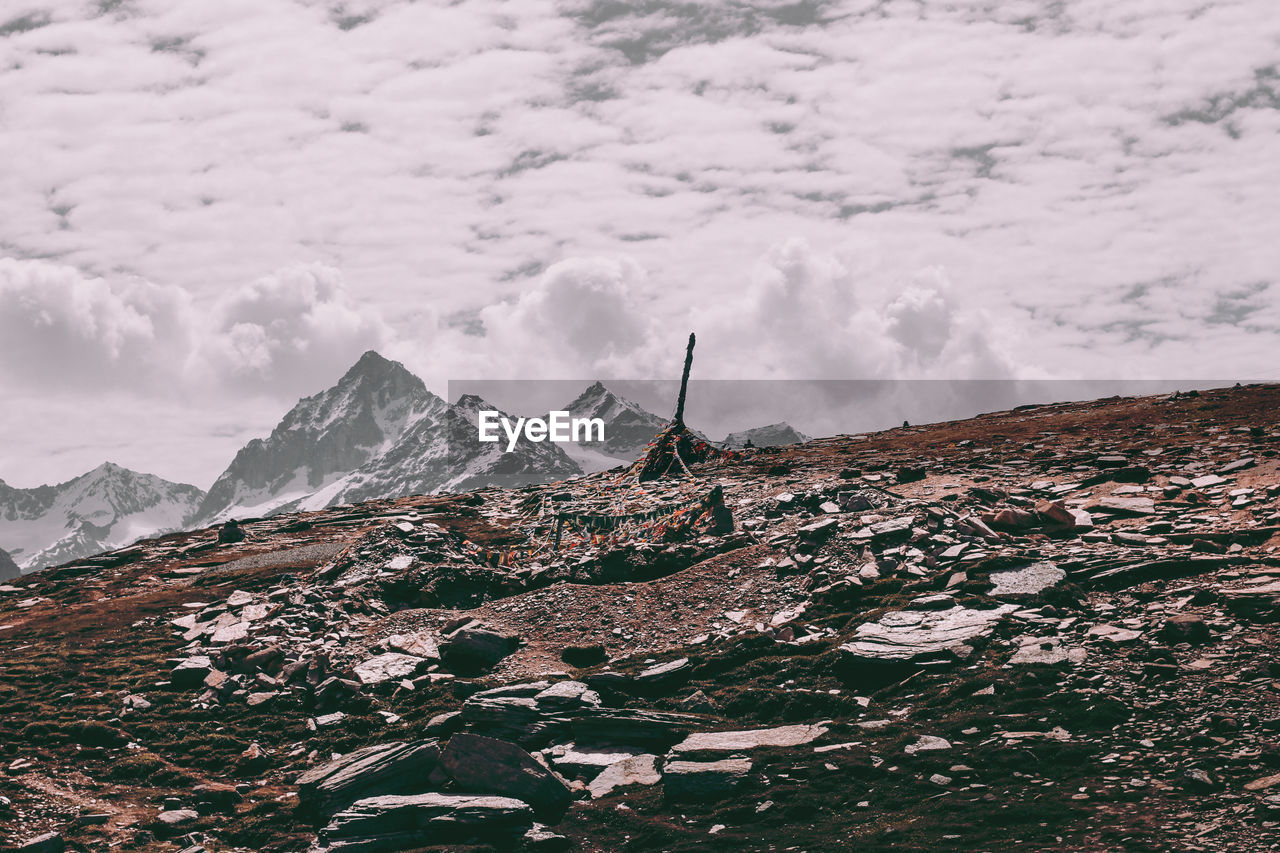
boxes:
[688,239,1016,380]
[2,0,1279,487]
[0,257,192,391]
[465,255,655,377]
[199,262,391,393]
[0,256,389,399]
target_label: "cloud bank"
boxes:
[1,0,1277,486]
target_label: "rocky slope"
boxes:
[0,464,204,572]
[1,384,1278,852]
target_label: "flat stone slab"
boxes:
[298,740,440,814]
[313,793,532,852]
[549,743,646,778]
[840,604,1018,664]
[634,657,691,685]
[353,653,430,686]
[988,562,1065,599]
[1008,637,1086,666]
[587,754,661,798]
[669,724,829,755]
[1087,496,1156,515]
[904,735,951,755]
[534,681,601,710]
[1086,624,1143,644]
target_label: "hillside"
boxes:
[0,384,1278,852]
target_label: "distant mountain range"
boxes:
[723,422,812,448]
[1,351,809,573]
[0,464,204,572]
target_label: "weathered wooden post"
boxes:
[673,332,695,428]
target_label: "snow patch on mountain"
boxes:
[0,463,205,571]
[561,381,669,461]
[190,351,447,525]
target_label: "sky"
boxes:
[1,0,1278,489]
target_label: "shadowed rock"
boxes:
[298,740,441,815]
[440,733,573,820]
[663,758,753,801]
[441,626,519,673]
[312,792,532,852]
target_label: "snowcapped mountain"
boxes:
[722,422,811,448]
[279,393,583,510]
[0,548,19,582]
[0,463,205,571]
[190,351,448,525]
[558,381,669,473]
[445,394,583,492]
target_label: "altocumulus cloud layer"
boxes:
[0,0,1278,486]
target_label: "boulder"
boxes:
[534,680,601,711]
[385,632,440,660]
[459,695,553,745]
[313,793,532,852]
[904,735,951,755]
[156,808,199,828]
[217,520,246,544]
[1086,624,1143,644]
[522,823,572,852]
[1160,613,1211,644]
[567,708,703,748]
[663,758,753,801]
[441,627,519,673]
[297,740,441,815]
[440,734,572,820]
[170,656,213,688]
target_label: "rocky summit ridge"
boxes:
[1,384,1279,852]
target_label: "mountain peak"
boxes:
[340,350,403,383]
[452,393,496,414]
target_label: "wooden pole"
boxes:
[673,332,695,427]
